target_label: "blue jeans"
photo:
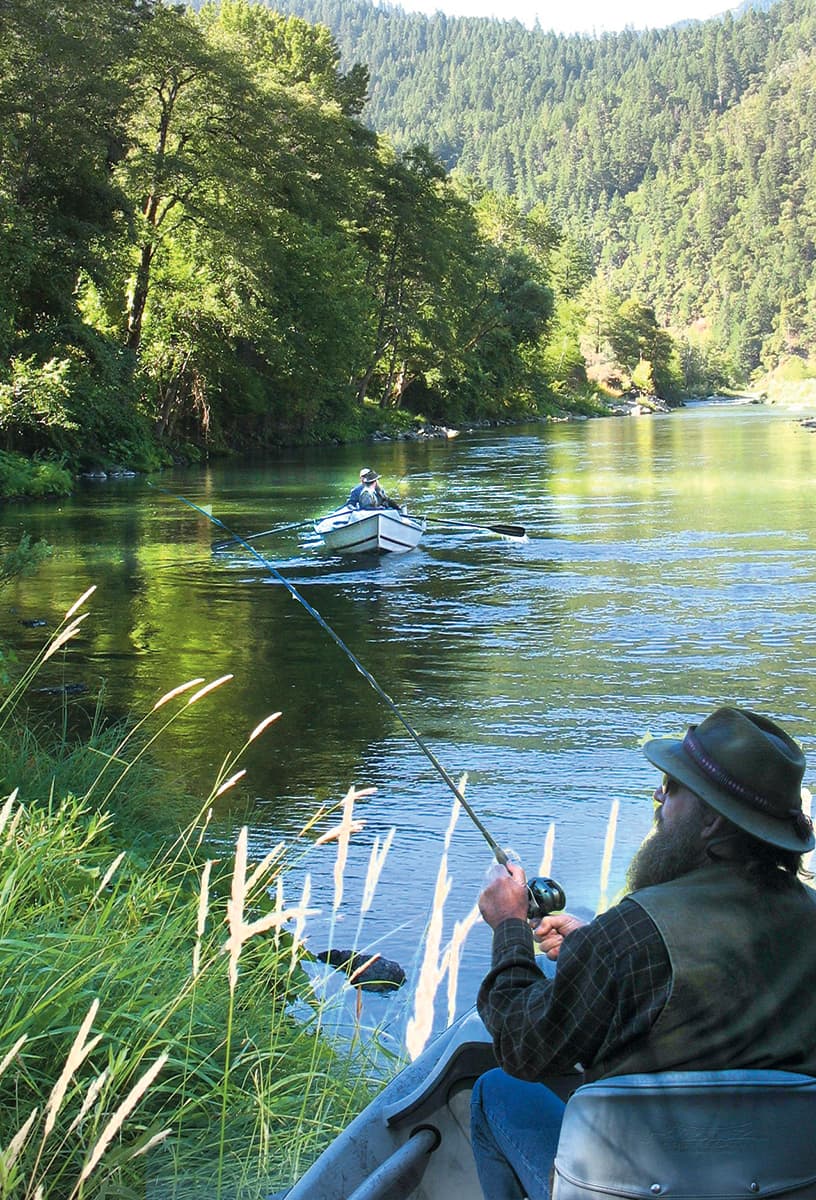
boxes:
[471,1068,566,1200]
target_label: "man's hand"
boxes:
[532,911,586,960]
[478,861,530,928]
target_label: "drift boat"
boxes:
[280,1006,816,1199]
[280,1009,501,1200]
[314,506,425,555]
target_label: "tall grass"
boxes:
[0,594,379,1199]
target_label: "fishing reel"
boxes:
[526,876,566,921]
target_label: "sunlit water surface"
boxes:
[4,401,816,1044]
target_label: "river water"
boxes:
[3,400,816,1045]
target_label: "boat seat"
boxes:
[552,1069,816,1199]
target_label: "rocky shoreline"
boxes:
[368,395,673,444]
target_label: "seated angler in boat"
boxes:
[355,469,402,511]
[474,705,816,1199]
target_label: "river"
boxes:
[3,400,816,1047]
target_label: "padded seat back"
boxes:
[552,1069,816,1199]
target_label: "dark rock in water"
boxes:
[33,682,89,697]
[20,618,48,628]
[315,948,406,993]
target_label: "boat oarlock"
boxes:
[157,488,565,921]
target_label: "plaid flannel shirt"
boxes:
[476,898,671,1079]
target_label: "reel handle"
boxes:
[526,876,566,921]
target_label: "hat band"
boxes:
[683,728,798,821]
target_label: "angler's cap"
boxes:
[362,470,380,484]
[359,468,370,479]
[642,706,814,852]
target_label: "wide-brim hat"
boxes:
[642,706,813,852]
[361,470,380,484]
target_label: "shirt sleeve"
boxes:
[476,899,671,1080]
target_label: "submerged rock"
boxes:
[315,948,406,993]
[33,682,89,697]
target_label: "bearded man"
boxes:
[471,706,816,1200]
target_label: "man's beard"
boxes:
[626,803,705,892]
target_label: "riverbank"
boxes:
[765,379,816,413]
[0,451,74,500]
[752,357,816,414]
[0,391,715,502]
[0,385,613,500]
[4,377,752,502]
[0,603,380,1199]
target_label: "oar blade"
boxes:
[423,514,527,539]
[489,523,526,538]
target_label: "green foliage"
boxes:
[0,533,53,588]
[108,0,388,447]
[0,356,75,441]
[358,402,425,438]
[599,294,680,397]
[0,451,73,499]
[0,604,379,1198]
[415,190,558,421]
[0,329,160,471]
[538,298,589,395]
[631,359,656,395]
[0,0,145,328]
[201,0,370,114]
[0,793,371,1197]
[767,356,816,383]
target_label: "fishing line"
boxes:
[152,485,509,865]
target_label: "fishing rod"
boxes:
[157,487,564,919]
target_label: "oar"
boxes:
[211,519,306,551]
[423,515,526,539]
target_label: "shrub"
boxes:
[0,451,73,499]
[0,325,166,474]
[0,533,53,586]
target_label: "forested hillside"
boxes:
[265,0,816,378]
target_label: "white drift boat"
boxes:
[280,1006,816,1199]
[314,506,426,555]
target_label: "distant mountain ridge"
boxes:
[733,0,776,15]
[367,0,771,34]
